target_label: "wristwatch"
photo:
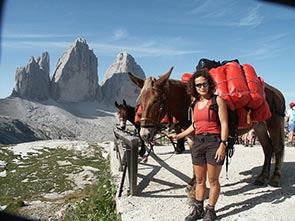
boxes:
[220,140,228,146]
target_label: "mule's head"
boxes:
[115,100,128,130]
[128,67,173,142]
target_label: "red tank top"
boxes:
[193,98,221,134]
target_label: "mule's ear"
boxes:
[115,101,119,108]
[123,99,127,105]
[156,67,174,87]
[128,72,144,88]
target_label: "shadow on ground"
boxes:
[217,161,295,219]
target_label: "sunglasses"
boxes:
[194,82,209,88]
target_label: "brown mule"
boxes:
[128,67,286,187]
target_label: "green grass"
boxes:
[0,142,119,220]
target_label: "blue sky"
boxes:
[1,0,295,106]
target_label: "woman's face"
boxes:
[194,76,209,96]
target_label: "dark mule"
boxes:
[115,100,146,157]
[128,67,286,187]
[115,99,184,155]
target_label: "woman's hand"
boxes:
[168,133,178,140]
[215,143,226,163]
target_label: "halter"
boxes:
[139,89,166,130]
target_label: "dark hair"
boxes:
[187,69,216,100]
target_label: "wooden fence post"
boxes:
[113,127,139,196]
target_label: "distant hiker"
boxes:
[286,102,295,146]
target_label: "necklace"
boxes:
[198,99,209,109]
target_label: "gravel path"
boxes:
[110,141,295,221]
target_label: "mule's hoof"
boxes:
[175,148,184,154]
[186,197,195,206]
[269,177,280,187]
[254,177,268,186]
[185,185,193,194]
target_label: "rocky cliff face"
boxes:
[101,51,145,107]
[51,38,99,103]
[3,39,148,144]
[12,52,50,100]
[10,39,145,107]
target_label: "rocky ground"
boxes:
[1,97,294,221]
[0,97,117,144]
[110,138,295,221]
[0,140,113,220]
[0,97,118,220]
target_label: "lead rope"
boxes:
[225,150,232,179]
[145,98,166,158]
[225,137,235,179]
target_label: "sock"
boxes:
[206,204,215,211]
[195,200,204,207]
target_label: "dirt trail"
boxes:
[110,142,295,221]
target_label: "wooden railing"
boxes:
[113,126,139,196]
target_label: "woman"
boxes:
[169,69,229,221]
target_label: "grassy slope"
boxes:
[0,141,119,220]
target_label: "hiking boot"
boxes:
[287,142,293,147]
[203,205,217,221]
[185,202,205,221]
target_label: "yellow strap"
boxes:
[247,109,251,124]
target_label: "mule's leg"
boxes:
[138,138,146,157]
[266,115,285,187]
[253,122,273,186]
[174,123,185,154]
[175,139,185,154]
[185,134,196,204]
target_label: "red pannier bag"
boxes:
[242,64,265,109]
[224,61,250,109]
[236,108,252,129]
[134,105,142,123]
[160,113,169,123]
[172,116,178,123]
[251,99,272,122]
[209,66,235,110]
[181,73,192,82]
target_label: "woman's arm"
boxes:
[217,96,229,142]
[215,96,229,162]
[169,124,195,140]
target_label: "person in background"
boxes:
[285,102,295,147]
[169,69,229,221]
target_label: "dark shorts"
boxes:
[191,133,224,166]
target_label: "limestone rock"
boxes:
[51,38,99,103]
[12,52,50,100]
[101,51,145,107]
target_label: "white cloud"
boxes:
[91,41,200,57]
[2,37,200,58]
[187,1,263,29]
[2,33,77,39]
[2,40,72,49]
[112,28,129,40]
[238,5,263,28]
